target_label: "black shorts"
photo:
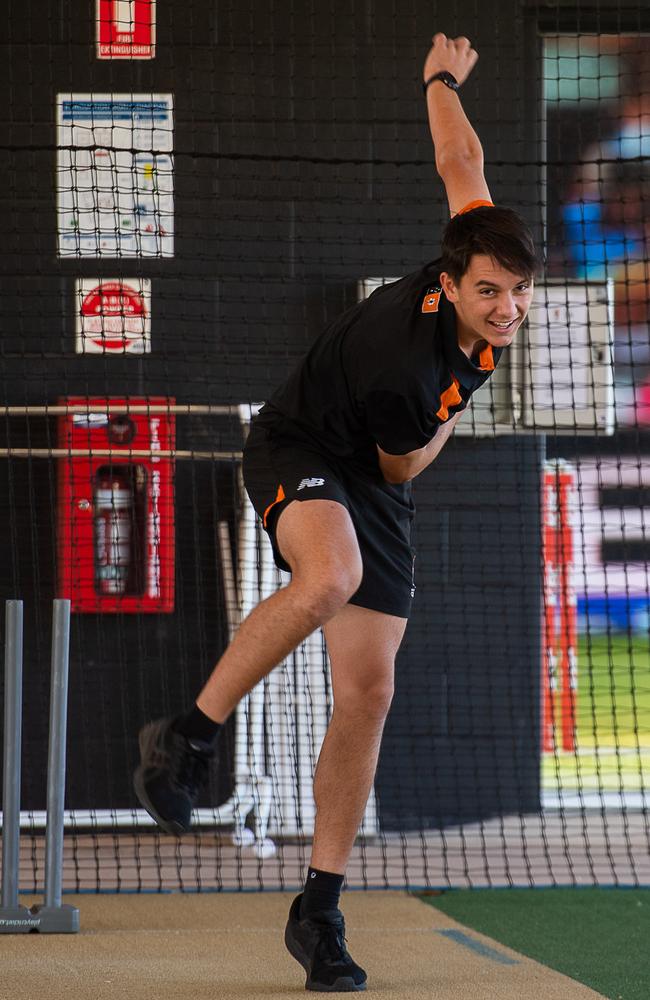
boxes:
[242,420,416,619]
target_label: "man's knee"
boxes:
[294,560,363,623]
[275,499,363,621]
[335,677,395,721]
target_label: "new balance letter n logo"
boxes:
[297,477,325,490]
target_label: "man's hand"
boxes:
[423,33,478,87]
[377,411,464,484]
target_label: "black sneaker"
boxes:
[133,717,213,834]
[285,893,367,992]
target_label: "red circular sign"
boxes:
[80,281,147,351]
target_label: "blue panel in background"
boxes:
[578,595,650,633]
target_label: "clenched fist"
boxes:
[423,33,478,87]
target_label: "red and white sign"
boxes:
[76,279,151,354]
[541,461,578,753]
[97,0,156,60]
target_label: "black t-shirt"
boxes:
[256,259,502,478]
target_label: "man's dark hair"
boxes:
[440,206,538,283]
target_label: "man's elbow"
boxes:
[435,144,483,178]
[377,454,417,484]
[382,469,412,485]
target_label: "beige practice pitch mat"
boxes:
[0,891,605,999]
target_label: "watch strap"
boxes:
[423,71,460,95]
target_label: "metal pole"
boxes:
[1,601,23,910]
[0,404,243,416]
[43,599,71,910]
[0,448,242,461]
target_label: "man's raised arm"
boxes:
[422,33,492,216]
[375,36,490,487]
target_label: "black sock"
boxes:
[300,867,345,918]
[174,704,222,750]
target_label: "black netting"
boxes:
[0,3,648,893]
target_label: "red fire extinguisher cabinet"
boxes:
[57,397,175,613]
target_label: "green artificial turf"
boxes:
[575,635,650,748]
[418,888,650,1000]
[542,634,650,795]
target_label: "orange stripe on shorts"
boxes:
[263,484,285,528]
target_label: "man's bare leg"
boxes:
[195,499,363,723]
[134,497,364,836]
[285,603,406,992]
[310,603,407,874]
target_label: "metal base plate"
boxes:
[0,903,80,933]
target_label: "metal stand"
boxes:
[0,601,33,930]
[0,600,79,933]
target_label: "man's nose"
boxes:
[496,293,516,316]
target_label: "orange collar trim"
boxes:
[458,199,494,215]
[477,344,495,371]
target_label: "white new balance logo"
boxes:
[297,477,325,490]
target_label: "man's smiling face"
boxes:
[440,254,534,356]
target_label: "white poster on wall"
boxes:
[75,278,152,354]
[57,94,173,258]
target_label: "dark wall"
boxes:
[0,0,542,403]
[0,0,543,822]
[378,434,544,828]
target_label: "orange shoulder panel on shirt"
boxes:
[422,289,442,313]
[458,199,495,215]
[436,376,463,422]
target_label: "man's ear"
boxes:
[439,271,459,303]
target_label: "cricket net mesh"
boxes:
[0,2,649,891]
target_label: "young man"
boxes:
[134,33,537,993]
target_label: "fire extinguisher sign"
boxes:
[76,278,152,354]
[97,0,156,60]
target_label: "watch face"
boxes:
[441,72,459,89]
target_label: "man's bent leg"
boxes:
[196,498,363,723]
[134,499,363,834]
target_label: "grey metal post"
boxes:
[1,601,24,910]
[31,599,79,932]
[43,598,71,909]
[1,599,78,933]
[0,600,35,931]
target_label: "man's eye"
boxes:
[480,289,495,296]
[516,284,530,292]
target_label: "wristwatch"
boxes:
[422,71,460,95]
